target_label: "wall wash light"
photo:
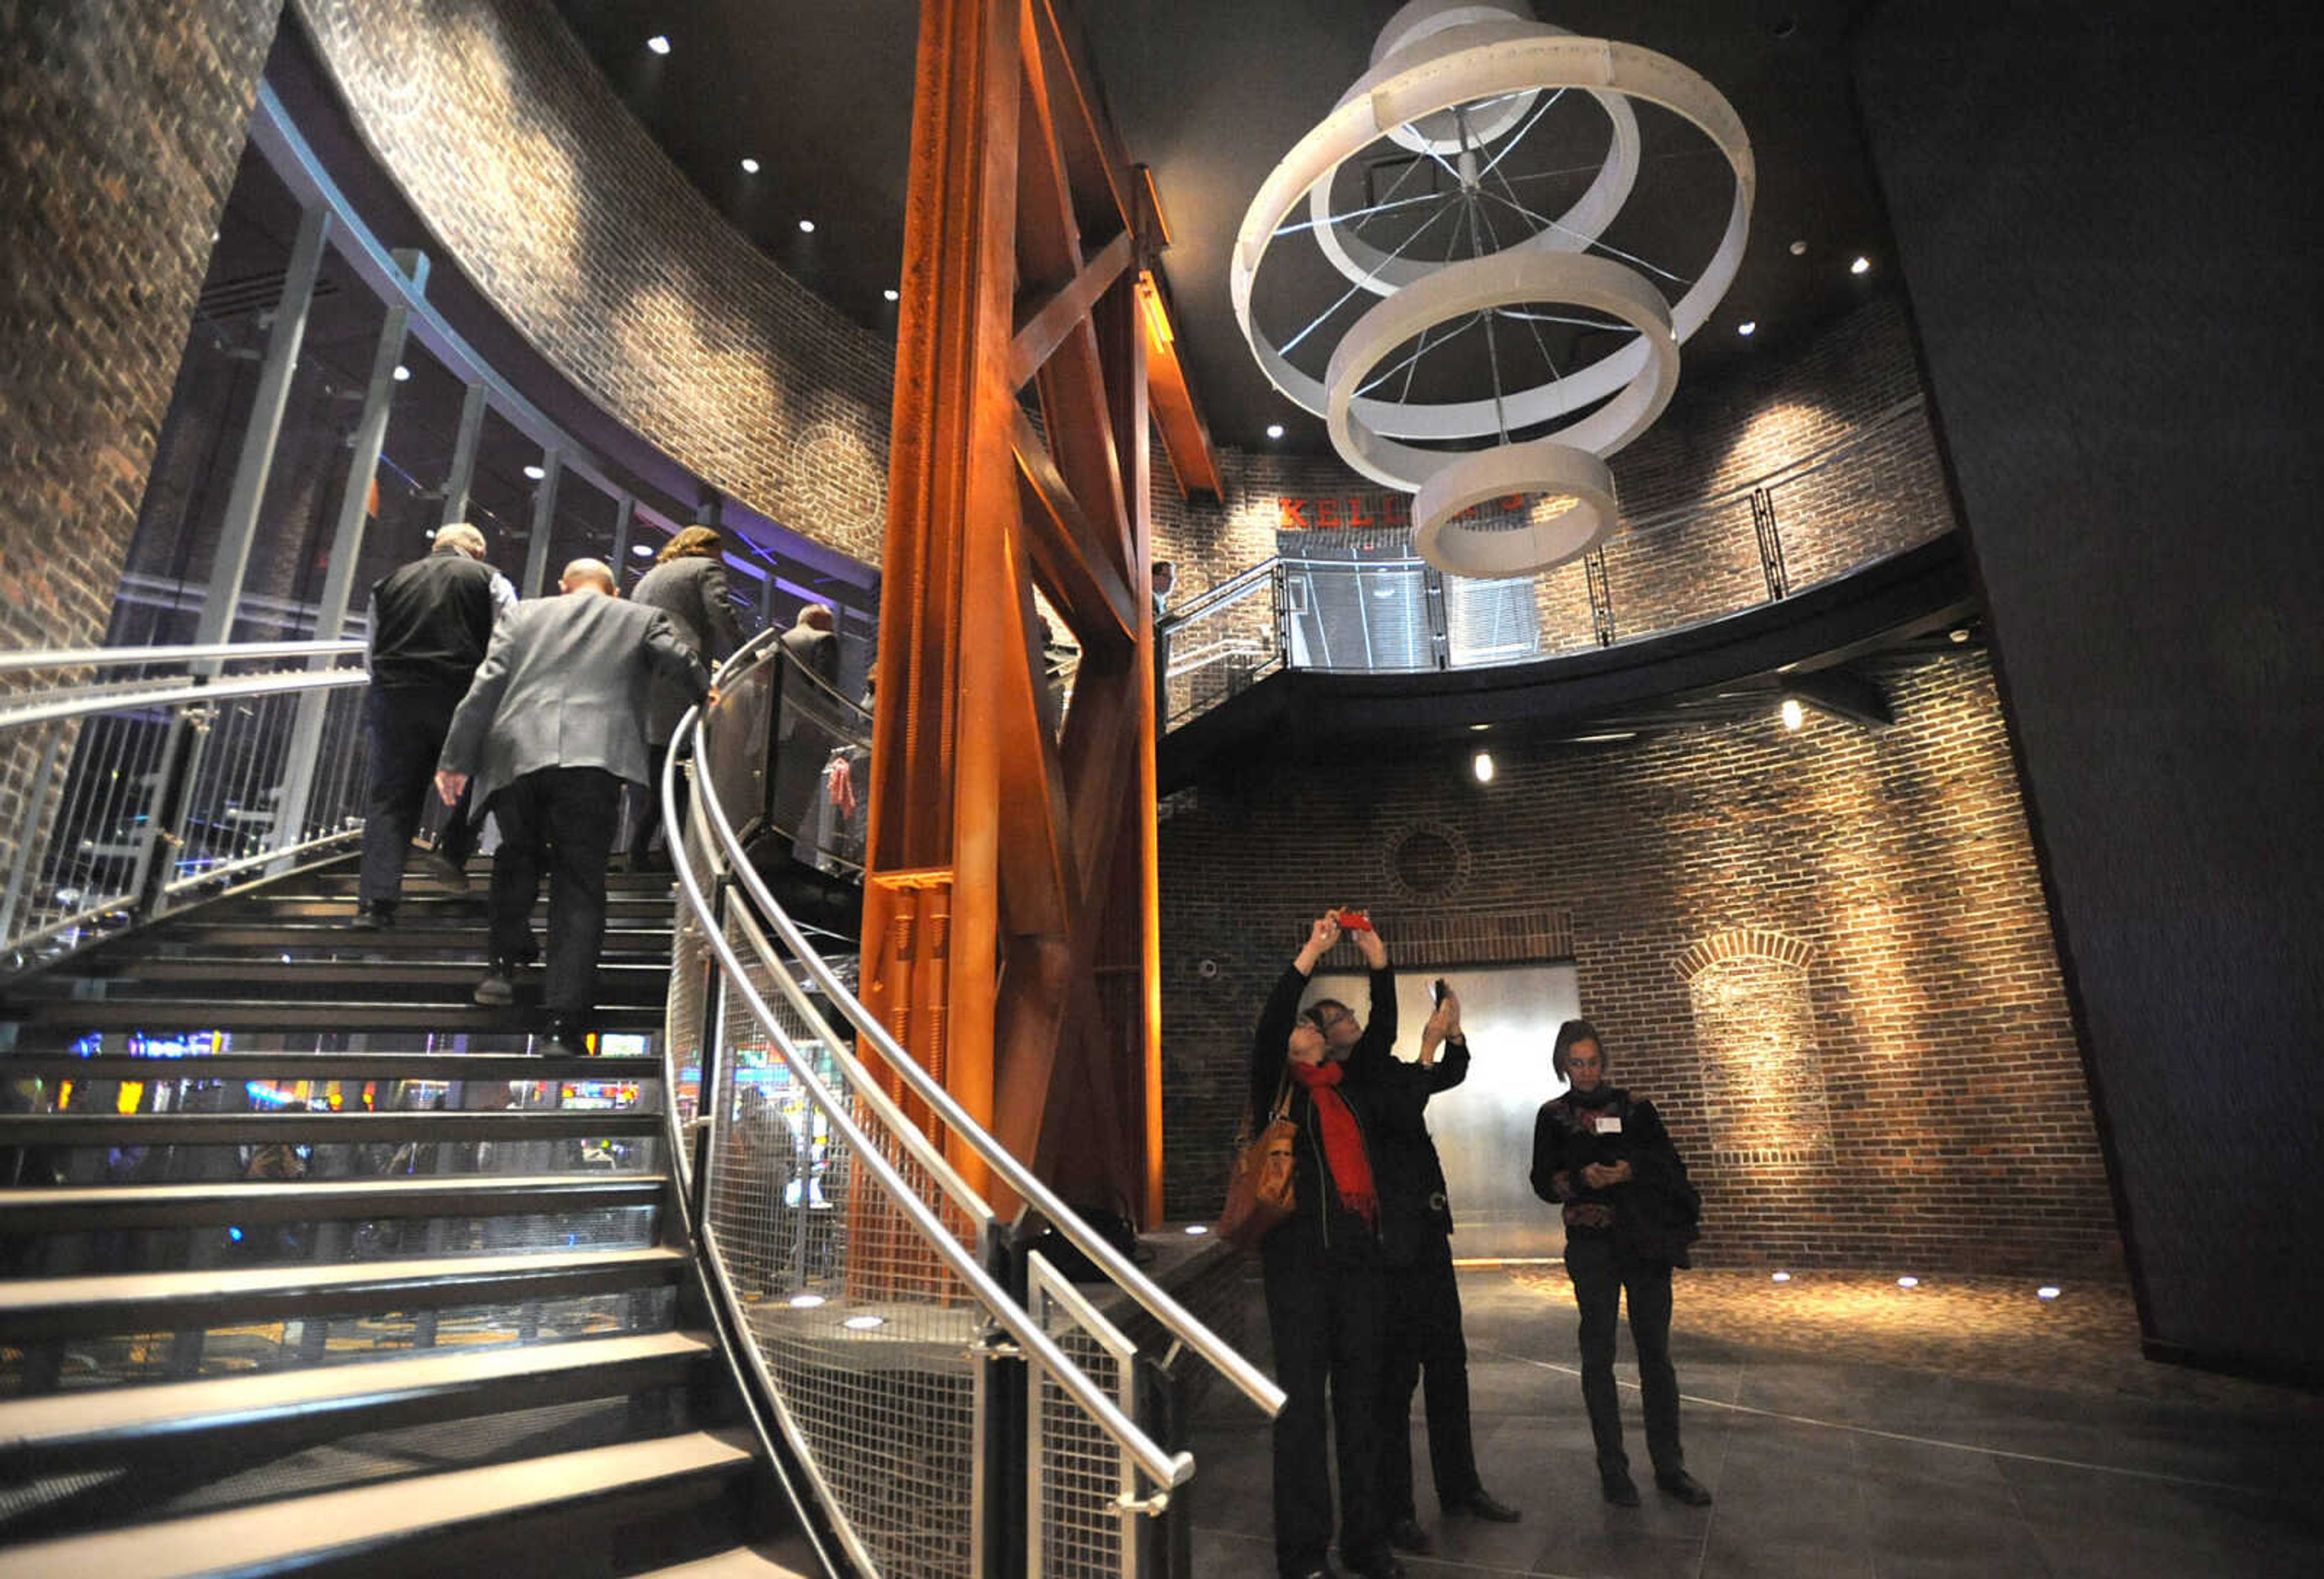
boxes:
[1232,0,1752,579]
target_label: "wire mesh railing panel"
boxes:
[701,907,990,1577]
[6,709,174,948]
[1028,1257,1140,1579]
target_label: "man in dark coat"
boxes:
[1530,1019,1712,1509]
[1350,985,1521,1554]
[626,525,743,865]
[768,603,841,856]
[435,559,711,1052]
[349,523,513,928]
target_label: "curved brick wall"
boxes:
[292,0,893,563]
[1158,649,2121,1280]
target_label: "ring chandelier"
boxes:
[1230,0,1754,577]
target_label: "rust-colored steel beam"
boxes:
[868,0,1166,1227]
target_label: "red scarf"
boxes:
[1288,1060,1376,1228]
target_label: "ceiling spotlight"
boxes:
[798,218,816,234]
[883,287,900,303]
[1771,1271,1790,1283]
[2037,1285,2061,1301]
[1780,697,1805,731]
[646,34,671,56]
[1789,238,1807,257]
[1184,1224,1209,1236]
[631,543,654,558]
[1949,627,1971,644]
[1471,750,1495,784]
[1737,321,1756,336]
[841,1315,885,1331]
[392,364,412,381]
[1468,722,1491,732]
[1897,1275,1920,1289]
[522,464,547,481]
[1851,255,1872,275]
[1265,422,1285,440]
[740,157,760,174]
[788,1293,826,1309]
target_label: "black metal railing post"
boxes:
[1753,485,1789,600]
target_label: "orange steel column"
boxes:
[861,0,1024,1205]
[864,0,1170,1227]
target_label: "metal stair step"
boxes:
[0,1172,669,1232]
[0,1426,757,1578]
[0,1328,715,1472]
[0,1109,664,1149]
[10,957,677,1002]
[0,1052,663,1082]
[112,924,676,957]
[0,1245,688,1344]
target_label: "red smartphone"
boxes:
[1335,908,1373,932]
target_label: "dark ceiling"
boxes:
[550,1,1894,459]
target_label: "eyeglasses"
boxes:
[1310,1008,1353,1029]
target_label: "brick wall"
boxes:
[1157,650,2123,1280]
[0,0,281,868]
[293,0,895,564]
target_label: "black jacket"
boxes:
[1531,1086,1700,1267]
[1353,1033,1469,1266]
[366,548,501,693]
[632,554,743,744]
[1246,960,1397,1256]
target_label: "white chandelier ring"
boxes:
[1324,248,1678,495]
[1311,16,1641,295]
[1233,30,1754,439]
[1368,2,1547,154]
[1411,438,1618,579]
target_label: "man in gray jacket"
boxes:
[435,559,712,1052]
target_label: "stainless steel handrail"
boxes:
[661,701,1197,1494]
[0,668,369,734]
[683,646,1285,1420]
[0,639,365,674]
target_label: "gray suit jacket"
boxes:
[631,554,743,744]
[439,591,709,813]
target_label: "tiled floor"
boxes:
[1180,1270,2324,1578]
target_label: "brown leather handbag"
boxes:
[1219,1078,1298,1250]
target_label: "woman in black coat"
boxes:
[628,525,744,864]
[1248,912,1405,1579]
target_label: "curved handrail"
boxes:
[680,654,1284,1420]
[0,668,369,734]
[660,694,1201,1499]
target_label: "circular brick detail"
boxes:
[1385,821,1470,902]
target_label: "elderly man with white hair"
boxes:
[435,558,714,1053]
[349,522,515,929]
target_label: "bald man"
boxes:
[436,559,713,1052]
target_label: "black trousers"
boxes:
[1380,1243,1481,1518]
[1565,1235,1685,1479]
[359,686,474,908]
[1262,1216,1389,1578]
[628,738,684,862]
[485,766,621,1019]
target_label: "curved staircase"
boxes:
[0,855,815,1577]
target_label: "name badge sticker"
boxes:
[1595,1115,1623,1135]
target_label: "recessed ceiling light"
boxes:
[522,464,546,481]
[1949,628,1971,644]
[1851,255,1872,275]
[1737,321,1756,336]
[1897,1275,1920,1288]
[1183,1224,1209,1236]
[1471,750,1495,784]
[1265,422,1285,440]
[740,157,760,174]
[1469,723,1491,732]
[1780,697,1805,731]
[841,1315,885,1331]
[2037,1285,2061,1301]
[883,287,899,303]
[631,543,654,558]
[788,1293,826,1309]
[392,364,411,381]
[798,218,816,234]
[646,34,671,56]
[1771,1271,1791,1282]
[1788,238,1807,257]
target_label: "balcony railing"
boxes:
[1159,395,1947,726]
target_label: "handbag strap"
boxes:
[1268,1072,1294,1124]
